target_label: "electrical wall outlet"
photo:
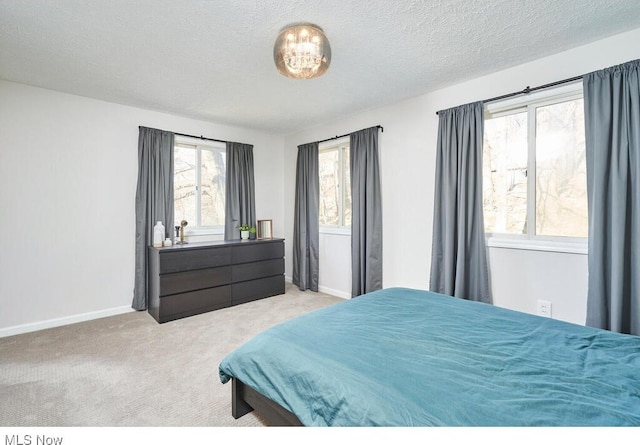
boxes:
[537,300,552,318]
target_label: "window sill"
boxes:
[320,227,351,236]
[184,228,224,237]
[486,236,588,255]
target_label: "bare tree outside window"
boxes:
[200,149,226,227]
[343,147,351,226]
[535,99,587,237]
[483,111,528,234]
[319,142,351,227]
[174,145,197,226]
[483,92,587,240]
[319,149,340,226]
[174,142,226,230]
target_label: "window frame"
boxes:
[319,137,351,235]
[173,136,226,237]
[483,82,588,254]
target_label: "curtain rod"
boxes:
[139,126,238,144]
[435,74,584,115]
[314,125,384,145]
[173,131,232,144]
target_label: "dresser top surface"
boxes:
[150,238,284,253]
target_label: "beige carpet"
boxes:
[0,283,342,427]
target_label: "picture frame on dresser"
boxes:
[257,219,273,239]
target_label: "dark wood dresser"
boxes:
[147,238,285,323]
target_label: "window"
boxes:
[173,138,226,233]
[319,139,351,229]
[483,83,587,245]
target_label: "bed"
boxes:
[218,287,640,426]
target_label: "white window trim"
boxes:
[174,136,226,236]
[485,234,588,255]
[319,226,351,236]
[484,81,587,253]
[184,226,225,237]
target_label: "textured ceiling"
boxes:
[2,0,640,134]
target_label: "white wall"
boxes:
[283,27,640,325]
[0,80,284,336]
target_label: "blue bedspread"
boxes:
[219,287,640,426]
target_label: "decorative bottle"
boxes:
[153,221,164,247]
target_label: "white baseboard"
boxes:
[285,275,350,300]
[0,305,135,338]
[319,285,350,300]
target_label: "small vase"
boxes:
[241,230,249,240]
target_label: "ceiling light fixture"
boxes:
[273,23,331,80]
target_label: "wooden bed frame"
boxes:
[231,377,302,426]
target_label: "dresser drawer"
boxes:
[232,241,284,264]
[160,266,231,296]
[232,258,284,283]
[232,275,285,305]
[159,246,232,273]
[159,285,231,321]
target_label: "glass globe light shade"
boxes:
[273,23,331,79]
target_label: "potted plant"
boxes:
[249,226,257,240]
[239,223,250,240]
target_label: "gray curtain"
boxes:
[133,127,174,310]
[429,102,491,303]
[224,142,256,240]
[350,127,383,297]
[293,142,319,291]
[584,59,640,335]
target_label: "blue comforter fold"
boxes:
[219,287,640,426]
